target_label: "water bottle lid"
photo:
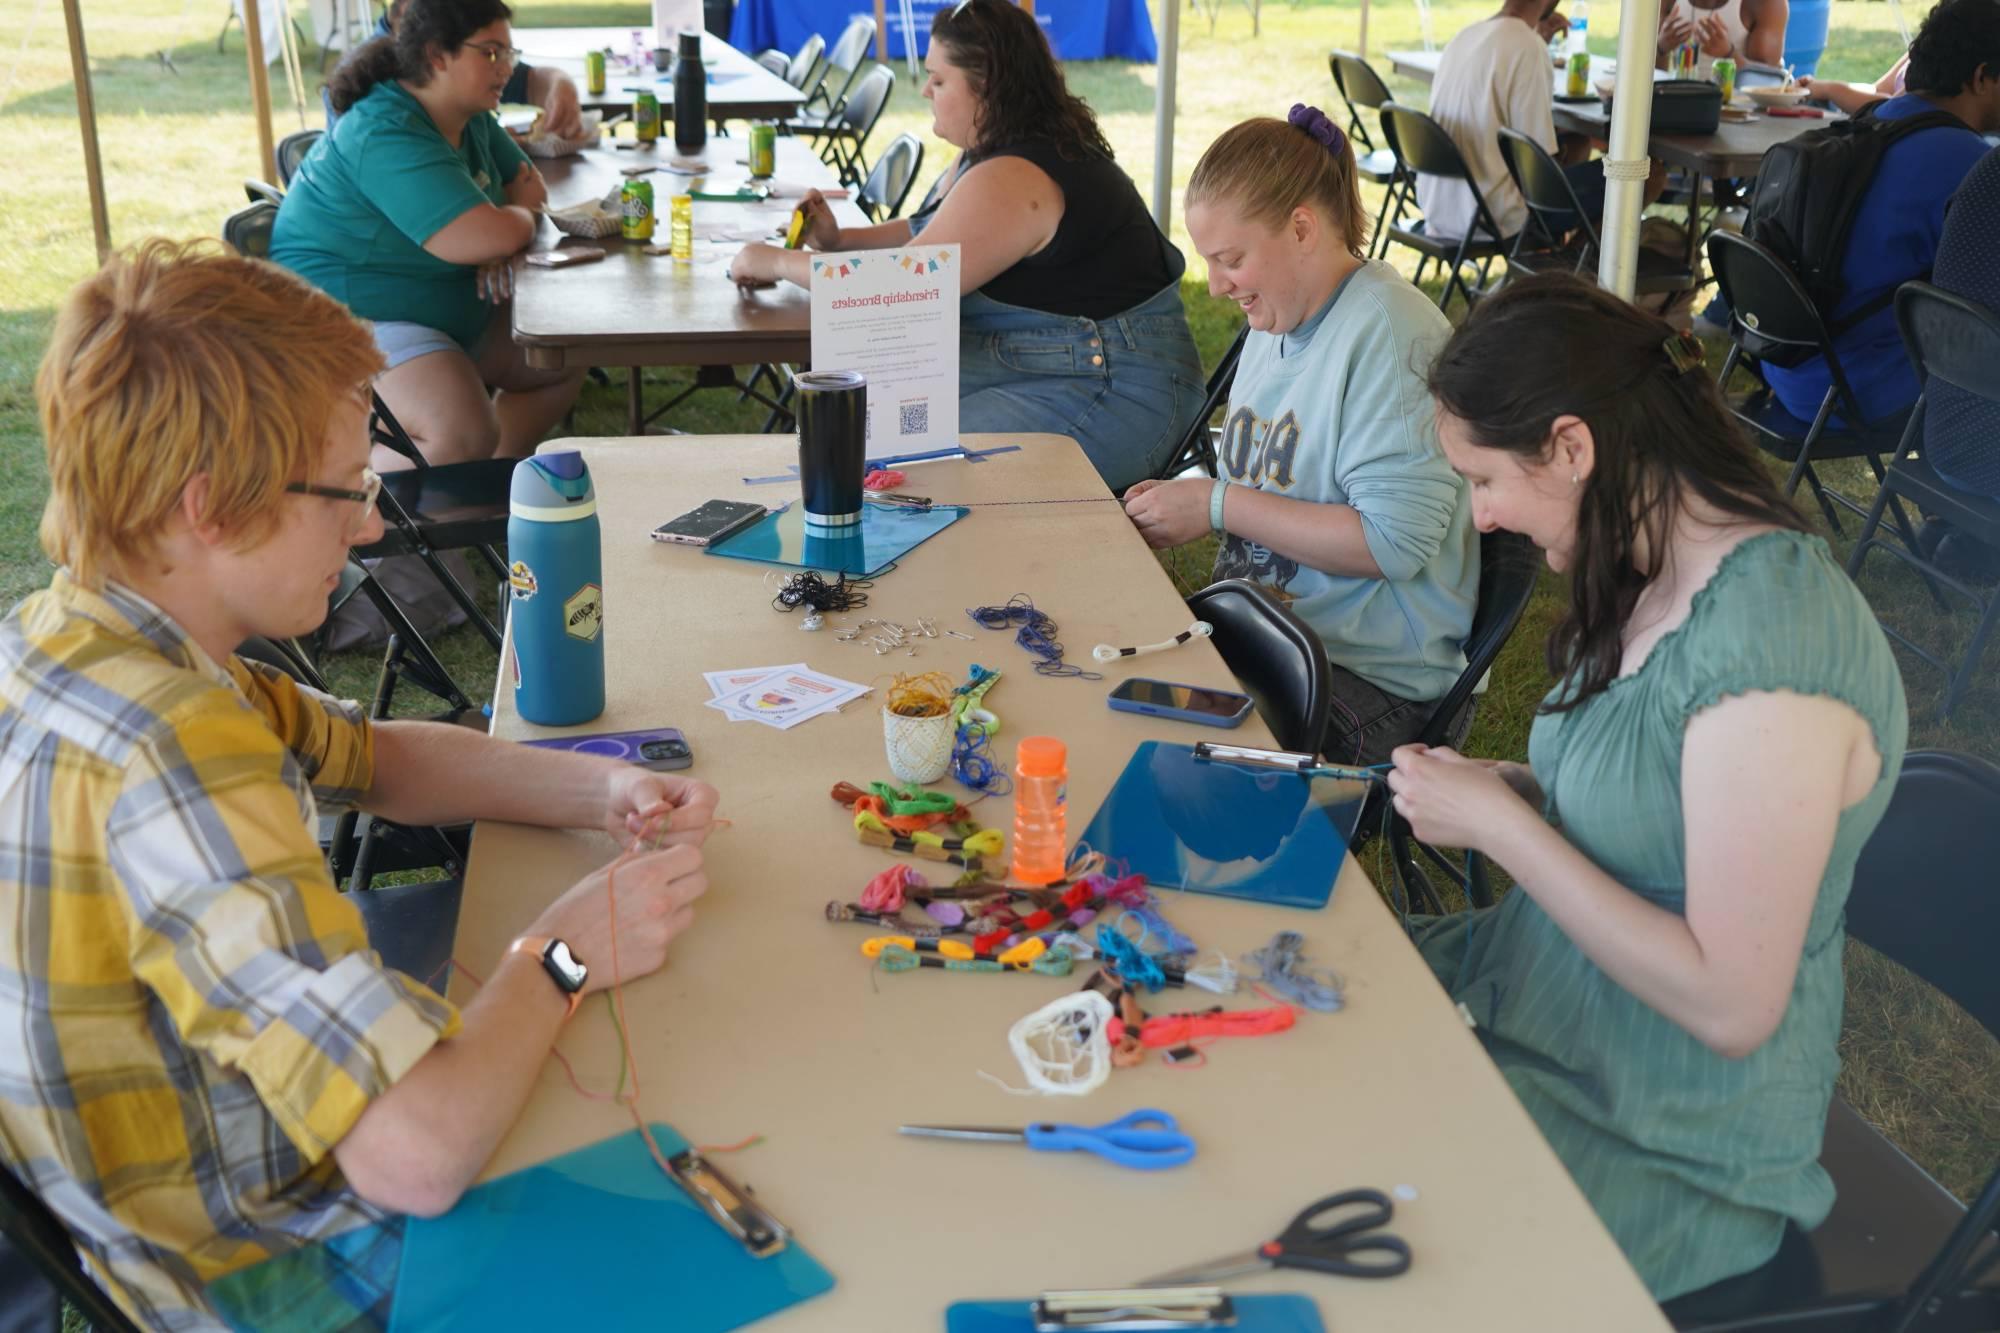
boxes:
[1016,735,1066,778]
[537,451,587,481]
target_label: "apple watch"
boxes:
[509,935,588,1019]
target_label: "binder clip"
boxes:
[667,1148,791,1258]
[1031,1287,1236,1331]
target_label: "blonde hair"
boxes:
[1185,114,1371,260]
[36,239,383,588]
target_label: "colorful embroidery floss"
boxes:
[966,596,1103,680]
[1242,931,1345,1013]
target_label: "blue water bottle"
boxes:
[507,451,605,725]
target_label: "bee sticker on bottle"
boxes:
[508,560,539,600]
[563,584,604,641]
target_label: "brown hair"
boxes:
[36,239,384,587]
[930,0,1112,160]
[326,0,513,114]
[1425,274,1805,712]
[1185,112,1371,259]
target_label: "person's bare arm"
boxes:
[424,201,537,265]
[1742,0,1787,66]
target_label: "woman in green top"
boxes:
[273,0,581,470]
[1387,275,1909,1302]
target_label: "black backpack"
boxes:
[1744,103,1966,365]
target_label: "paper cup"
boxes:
[883,706,953,785]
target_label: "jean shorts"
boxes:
[371,320,462,371]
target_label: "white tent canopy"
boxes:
[1148,0,1661,300]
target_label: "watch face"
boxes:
[545,939,589,992]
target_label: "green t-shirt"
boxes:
[273,80,528,351]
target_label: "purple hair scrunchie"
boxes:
[1287,103,1349,159]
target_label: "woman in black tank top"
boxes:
[726,0,1208,491]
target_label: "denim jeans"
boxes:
[952,280,1209,492]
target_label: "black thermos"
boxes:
[795,371,867,531]
[673,30,707,154]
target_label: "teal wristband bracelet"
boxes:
[1209,479,1230,534]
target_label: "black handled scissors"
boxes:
[1137,1188,1412,1285]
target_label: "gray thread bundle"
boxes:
[1243,931,1344,1012]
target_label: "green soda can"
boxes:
[621,177,655,241]
[749,122,777,178]
[634,90,661,143]
[1712,57,1737,103]
[1566,50,1591,98]
[585,48,606,96]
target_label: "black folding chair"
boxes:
[222,198,279,258]
[243,178,284,206]
[276,127,321,186]
[1496,128,1695,295]
[1378,103,1511,314]
[857,132,924,221]
[1146,323,1249,484]
[0,1162,143,1333]
[786,15,875,128]
[1670,750,2000,1331]
[1185,578,1332,754]
[1845,283,2000,721]
[1328,50,1412,259]
[1707,231,1919,540]
[358,393,511,653]
[817,64,895,189]
[1388,530,1542,914]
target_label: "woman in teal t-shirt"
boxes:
[273,0,580,469]
[1387,275,1909,1303]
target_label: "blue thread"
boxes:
[952,722,1014,795]
[1242,931,1344,1012]
[1115,904,1197,958]
[966,596,1103,680]
[1095,923,1168,991]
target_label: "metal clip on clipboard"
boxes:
[667,1148,791,1258]
[1191,742,1381,784]
[1032,1287,1236,1331]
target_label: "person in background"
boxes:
[1417,0,1663,243]
[1655,0,1788,73]
[274,0,584,472]
[1801,52,1909,114]
[377,0,584,139]
[1390,275,1907,1305]
[1129,109,1478,765]
[1915,144,2000,580]
[726,0,1207,492]
[0,240,716,1330]
[1761,0,2000,427]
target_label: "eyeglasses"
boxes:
[287,467,382,539]
[464,40,522,66]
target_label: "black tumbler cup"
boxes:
[795,370,867,530]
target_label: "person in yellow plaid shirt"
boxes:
[0,240,718,1331]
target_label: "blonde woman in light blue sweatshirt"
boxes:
[1125,107,1480,764]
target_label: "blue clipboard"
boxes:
[946,1293,1325,1332]
[1070,742,1368,909]
[706,500,968,577]
[391,1123,833,1331]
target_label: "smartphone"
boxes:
[1107,678,1255,729]
[522,727,693,770]
[650,499,768,547]
[524,246,606,268]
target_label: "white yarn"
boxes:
[1003,991,1116,1096]
[1090,621,1214,664]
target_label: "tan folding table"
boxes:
[514,26,807,121]
[514,138,869,433]
[451,432,1672,1331]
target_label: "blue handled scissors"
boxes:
[897,1108,1196,1171]
[1138,1188,1412,1284]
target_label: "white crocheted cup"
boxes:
[882,705,953,785]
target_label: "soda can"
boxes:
[670,194,694,262]
[621,178,655,241]
[1712,56,1737,102]
[585,49,606,96]
[1566,51,1591,98]
[634,90,661,143]
[749,122,777,178]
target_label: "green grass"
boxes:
[6,0,1993,1268]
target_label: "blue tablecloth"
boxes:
[732,0,1156,63]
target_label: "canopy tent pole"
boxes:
[1359,0,1369,57]
[61,0,112,264]
[1596,0,1662,298]
[1150,0,1180,228]
[241,0,278,183]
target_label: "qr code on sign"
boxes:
[898,402,929,436]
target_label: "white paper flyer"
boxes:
[809,244,960,452]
